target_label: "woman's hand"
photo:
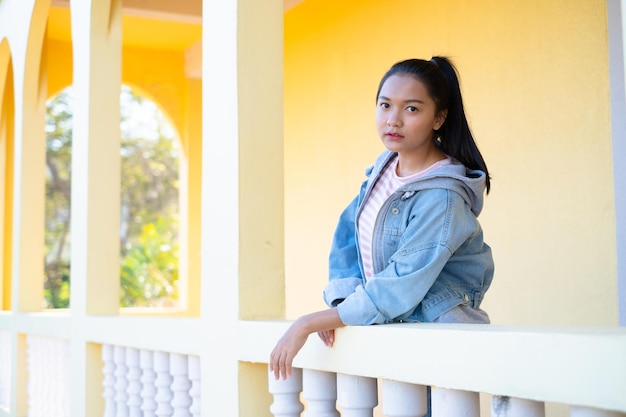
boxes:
[270,321,309,380]
[269,308,344,380]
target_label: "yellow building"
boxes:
[0,0,625,416]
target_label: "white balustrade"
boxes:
[570,406,626,417]
[126,348,142,417]
[430,387,479,417]
[99,346,200,417]
[102,345,117,417]
[303,369,339,417]
[336,374,378,417]
[0,331,10,409]
[171,353,192,417]
[188,356,201,417]
[268,367,305,417]
[140,349,158,417]
[154,351,174,417]
[382,379,428,417]
[26,335,69,417]
[492,395,545,417]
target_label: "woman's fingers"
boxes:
[317,329,335,347]
[270,343,296,380]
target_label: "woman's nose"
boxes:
[387,116,400,127]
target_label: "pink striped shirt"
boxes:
[358,155,451,279]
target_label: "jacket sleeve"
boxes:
[323,194,364,308]
[336,189,478,325]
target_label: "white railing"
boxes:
[0,319,625,416]
[102,345,200,417]
[240,321,626,417]
[26,335,70,417]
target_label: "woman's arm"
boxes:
[270,308,344,380]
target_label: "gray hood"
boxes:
[368,150,488,216]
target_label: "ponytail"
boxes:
[430,56,491,193]
[377,57,491,193]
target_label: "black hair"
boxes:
[376,56,491,193]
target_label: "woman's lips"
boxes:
[385,132,403,139]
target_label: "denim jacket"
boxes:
[323,150,494,325]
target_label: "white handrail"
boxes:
[242,320,626,414]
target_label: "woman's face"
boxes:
[376,74,446,158]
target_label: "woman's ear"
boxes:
[434,109,448,130]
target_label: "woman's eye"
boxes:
[379,102,389,109]
[407,106,417,112]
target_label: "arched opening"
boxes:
[44,84,181,309]
[0,38,14,311]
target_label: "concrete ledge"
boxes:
[239,320,626,413]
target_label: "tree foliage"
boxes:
[44,86,180,309]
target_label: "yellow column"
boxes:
[0,40,13,311]
[10,0,51,413]
[182,78,202,316]
[69,0,122,415]
[14,0,50,313]
[201,0,284,414]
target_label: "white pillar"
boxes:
[492,396,544,417]
[69,0,122,414]
[268,367,304,417]
[336,374,378,417]
[570,406,626,417]
[303,369,339,417]
[382,380,428,417]
[431,387,479,417]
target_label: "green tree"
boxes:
[44,89,73,308]
[44,86,180,309]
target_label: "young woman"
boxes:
[270,56,494,382]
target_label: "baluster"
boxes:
[50,338,61,416]
[154,351,174,417]
[41,337,53,416]
[303,369,339,417]
[0,331,9,407]
[382,380,427,417]
[188,356,201,417]
[26,335,39,417]
[430,387,479,417]
[171,353,192,417]
[570,406,626,417]
[140,350,158,417]
[61,339,71,416]
[336,374,378,417]
[126,348,142,417]
[52,338,70,417]
[102,345,117,417]
[268,367,305,417]
[114,346,129,417]
[492,396,545,417]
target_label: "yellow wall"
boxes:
[284,0,618,326]
[46,39,190,145]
